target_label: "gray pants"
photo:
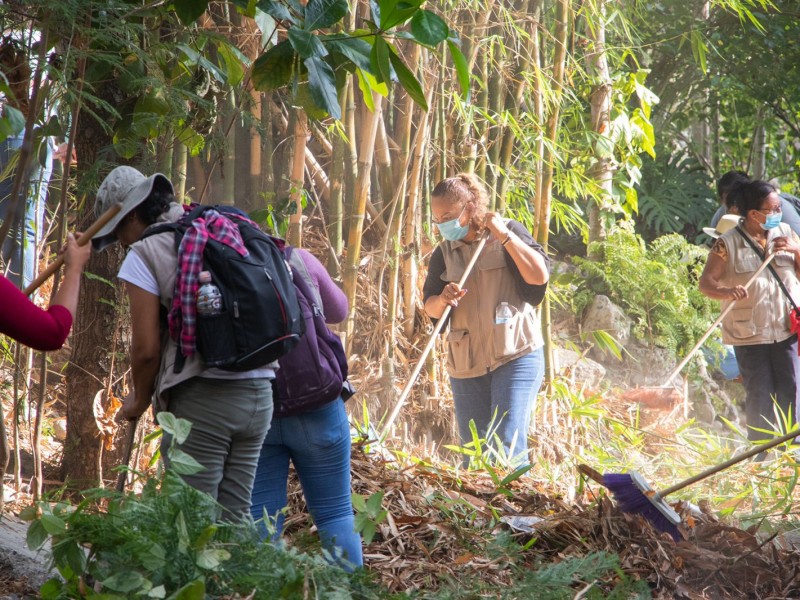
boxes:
[163,377,273,520]
[734,335,800,441]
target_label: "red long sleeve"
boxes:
[0,275,73,351]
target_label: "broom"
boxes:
[624,252,777,408]
[578,426,800,540]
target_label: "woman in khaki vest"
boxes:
[423,174,549,467]
[699,180,800,442]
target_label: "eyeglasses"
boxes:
[757,208,782,215]
[432,203,467,225]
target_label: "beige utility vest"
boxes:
[719,222,800,346]
[130,204,206,410]
[439,237,543,379]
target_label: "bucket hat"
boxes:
[91,166,173,251]
[702,214,741,239]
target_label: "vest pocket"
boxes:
[492,310,528,361]
[447,329,472,373]
[727,307,757,340]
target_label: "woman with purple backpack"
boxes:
[249,247,363,571]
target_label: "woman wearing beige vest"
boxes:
[423,174,549,467]
[699,180,800,442]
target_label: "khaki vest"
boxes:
[439,237,543,379]
[719,223,800,346]
[129,204,205,409]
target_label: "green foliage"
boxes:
[352,491,388,544]
[22,413,386,599]
[636,150,717,242]
[505,552,651,599]
[572,230,718,356]
[248,0,468,119]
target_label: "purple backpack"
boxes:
[273,248,351,418]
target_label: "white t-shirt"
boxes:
[119,251,275,380]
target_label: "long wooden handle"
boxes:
[660,252,777,387]
[660,426,800,497]
[23,202,123,296]
[380,231,490,439]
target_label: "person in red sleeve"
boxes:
[0,233,91,350]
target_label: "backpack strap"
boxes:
[286,247,324,315]
[735,225,800,313]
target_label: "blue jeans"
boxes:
[0,133,53,288]
[250,398,362,571]
[450,348,544,467]
[734,335,800,441]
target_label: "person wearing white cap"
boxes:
[92,166,274,521]
[699,179,800,442]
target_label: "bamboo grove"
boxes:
[0,0,782,488]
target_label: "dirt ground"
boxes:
[0,515,50,599]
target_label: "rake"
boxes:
[579,426,800,540]
[22,202,123,296]
[623,252,777,410]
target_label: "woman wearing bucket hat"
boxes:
[92,165,274,521]
[699,179,800,441]
[422,173,549,467]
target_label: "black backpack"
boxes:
[144,204,304,373]
[273,248,352,418]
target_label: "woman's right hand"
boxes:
[62,232,91,270]
[439,282,467,308]
[726,285,748,300]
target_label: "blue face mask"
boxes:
[761,212,782,231]
[436,206,470,241]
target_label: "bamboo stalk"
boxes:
[586,0,613,247]
[531,0,544,221]
[328,99,346,267]
[374,113,394,214]
[249,87,263,208]
[287,109,308,247]
[342,81,359,243]
[537,0,570,386]
[401,56,436,340]
[173,144,188,202]
[342,93,383,349]
[497,0,535,210]
[262,95,276,206]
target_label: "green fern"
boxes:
[573,230,719,357]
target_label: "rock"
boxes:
[554,348,606,390]
[0,515,55,592]
[694,398,716,424]
[53,418,67,442]
[581,295,632,360]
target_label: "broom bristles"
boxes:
[602,472,682,541]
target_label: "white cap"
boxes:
[703,214,741,239]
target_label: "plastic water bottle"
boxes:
[196,271,223,316]
[495,301,513,324]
